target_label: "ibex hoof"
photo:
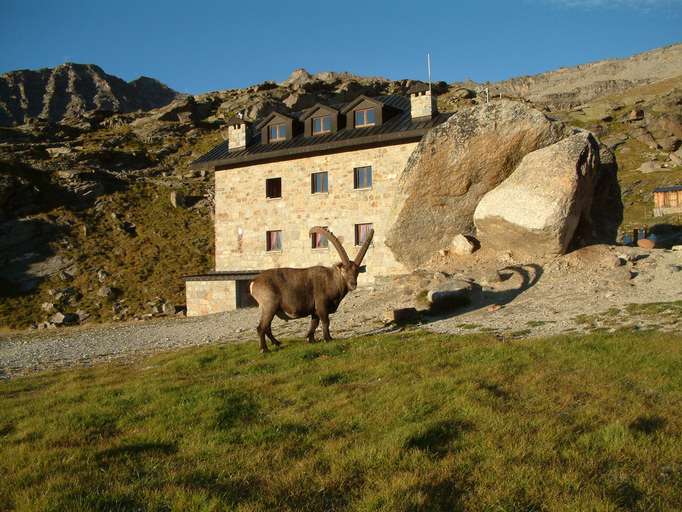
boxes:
[260,347,270,354]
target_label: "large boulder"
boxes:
[386,100,570,269]
[473,132,602,257]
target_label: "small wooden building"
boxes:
[653,185,682,217]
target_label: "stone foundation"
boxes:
[186,279,236,317]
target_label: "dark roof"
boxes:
[299,102,339,121]
[193,95,450,170]
[184,270,262,281]
[654,185,682,193]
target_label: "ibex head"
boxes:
[309,226,374,291]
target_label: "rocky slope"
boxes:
[0,44,681,330]
[476,43,682,109]
[0,63,179,126]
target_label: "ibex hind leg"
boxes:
[306,314,320,343]
[266,326,282,347]
[256,305,278,353]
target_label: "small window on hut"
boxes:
[269,124,286,142]
[265,177,282,199]
[354,108,376,127]
[354,166,372,189]
[311,171,328,194]
[266,230,282,251]
[354,223,373,246]
[312,115,332,135]
[311,227,329,249]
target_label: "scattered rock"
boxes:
[427,280,477,312]
[49,311,78,326]
[638,161,666,174]
[97,286,114,299]
[450,234,476,256]
[387,307,419,324]
[162,302,176,315]
[41,302,55,312]
[97,269,109,282]
[627,109,644,121]
[58,270,73,281]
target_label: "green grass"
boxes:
[2,330,682,511]
[0,182,213,328]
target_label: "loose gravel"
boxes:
[2,245,681,379]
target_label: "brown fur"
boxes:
[250,227,373,352]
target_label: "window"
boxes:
[269,123,286,142]
[311,227,329,249]
[355,223,373,246]
[265,177,281,199]
[354,108,376,127]
[266,230,282,251]
[311,171,328,194]
[354,166,372,189]
[312,115,332,134]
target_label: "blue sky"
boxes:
[1,0,680,94]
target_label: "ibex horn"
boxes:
[309,227,350,265]
[354,228,374,265]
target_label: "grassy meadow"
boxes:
[1,329,682,511]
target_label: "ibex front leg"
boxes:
[319,310,333,342]
[306,314,319,343]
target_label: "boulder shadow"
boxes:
[422,263,544,323]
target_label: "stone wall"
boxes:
[214,142,418,284]
[186,279,236,317]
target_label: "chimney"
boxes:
[224,114,251,151]
[408,83,437,120]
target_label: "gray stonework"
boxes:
[228,122,248,150]
[214,142,418,287]
[186,280,236,317]
[410,90,436,118]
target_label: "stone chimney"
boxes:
[225,114,250,151]
[408,83,437,120]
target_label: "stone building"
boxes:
[185,84,450,316]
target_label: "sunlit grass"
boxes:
[2,329,682,511]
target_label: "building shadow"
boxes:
[422,264,544,323]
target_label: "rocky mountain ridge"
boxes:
[477,43,682,109]
[0,63,179,127]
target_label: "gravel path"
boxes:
[2,245,681,379]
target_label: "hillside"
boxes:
[0,63,179,126]
[0,44,681,330]
[479,43,682,109]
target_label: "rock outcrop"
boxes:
[473,132,601,257]
[478,43,682,109]
[386,100,570,269]
[0,63,179,127]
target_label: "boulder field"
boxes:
[386,99,623,266]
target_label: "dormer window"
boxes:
[269,124,286,142]
[354,108,376,128]
[312,115,332,135]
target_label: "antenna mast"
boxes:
[427,53,432,94]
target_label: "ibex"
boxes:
[250,226,374,352]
